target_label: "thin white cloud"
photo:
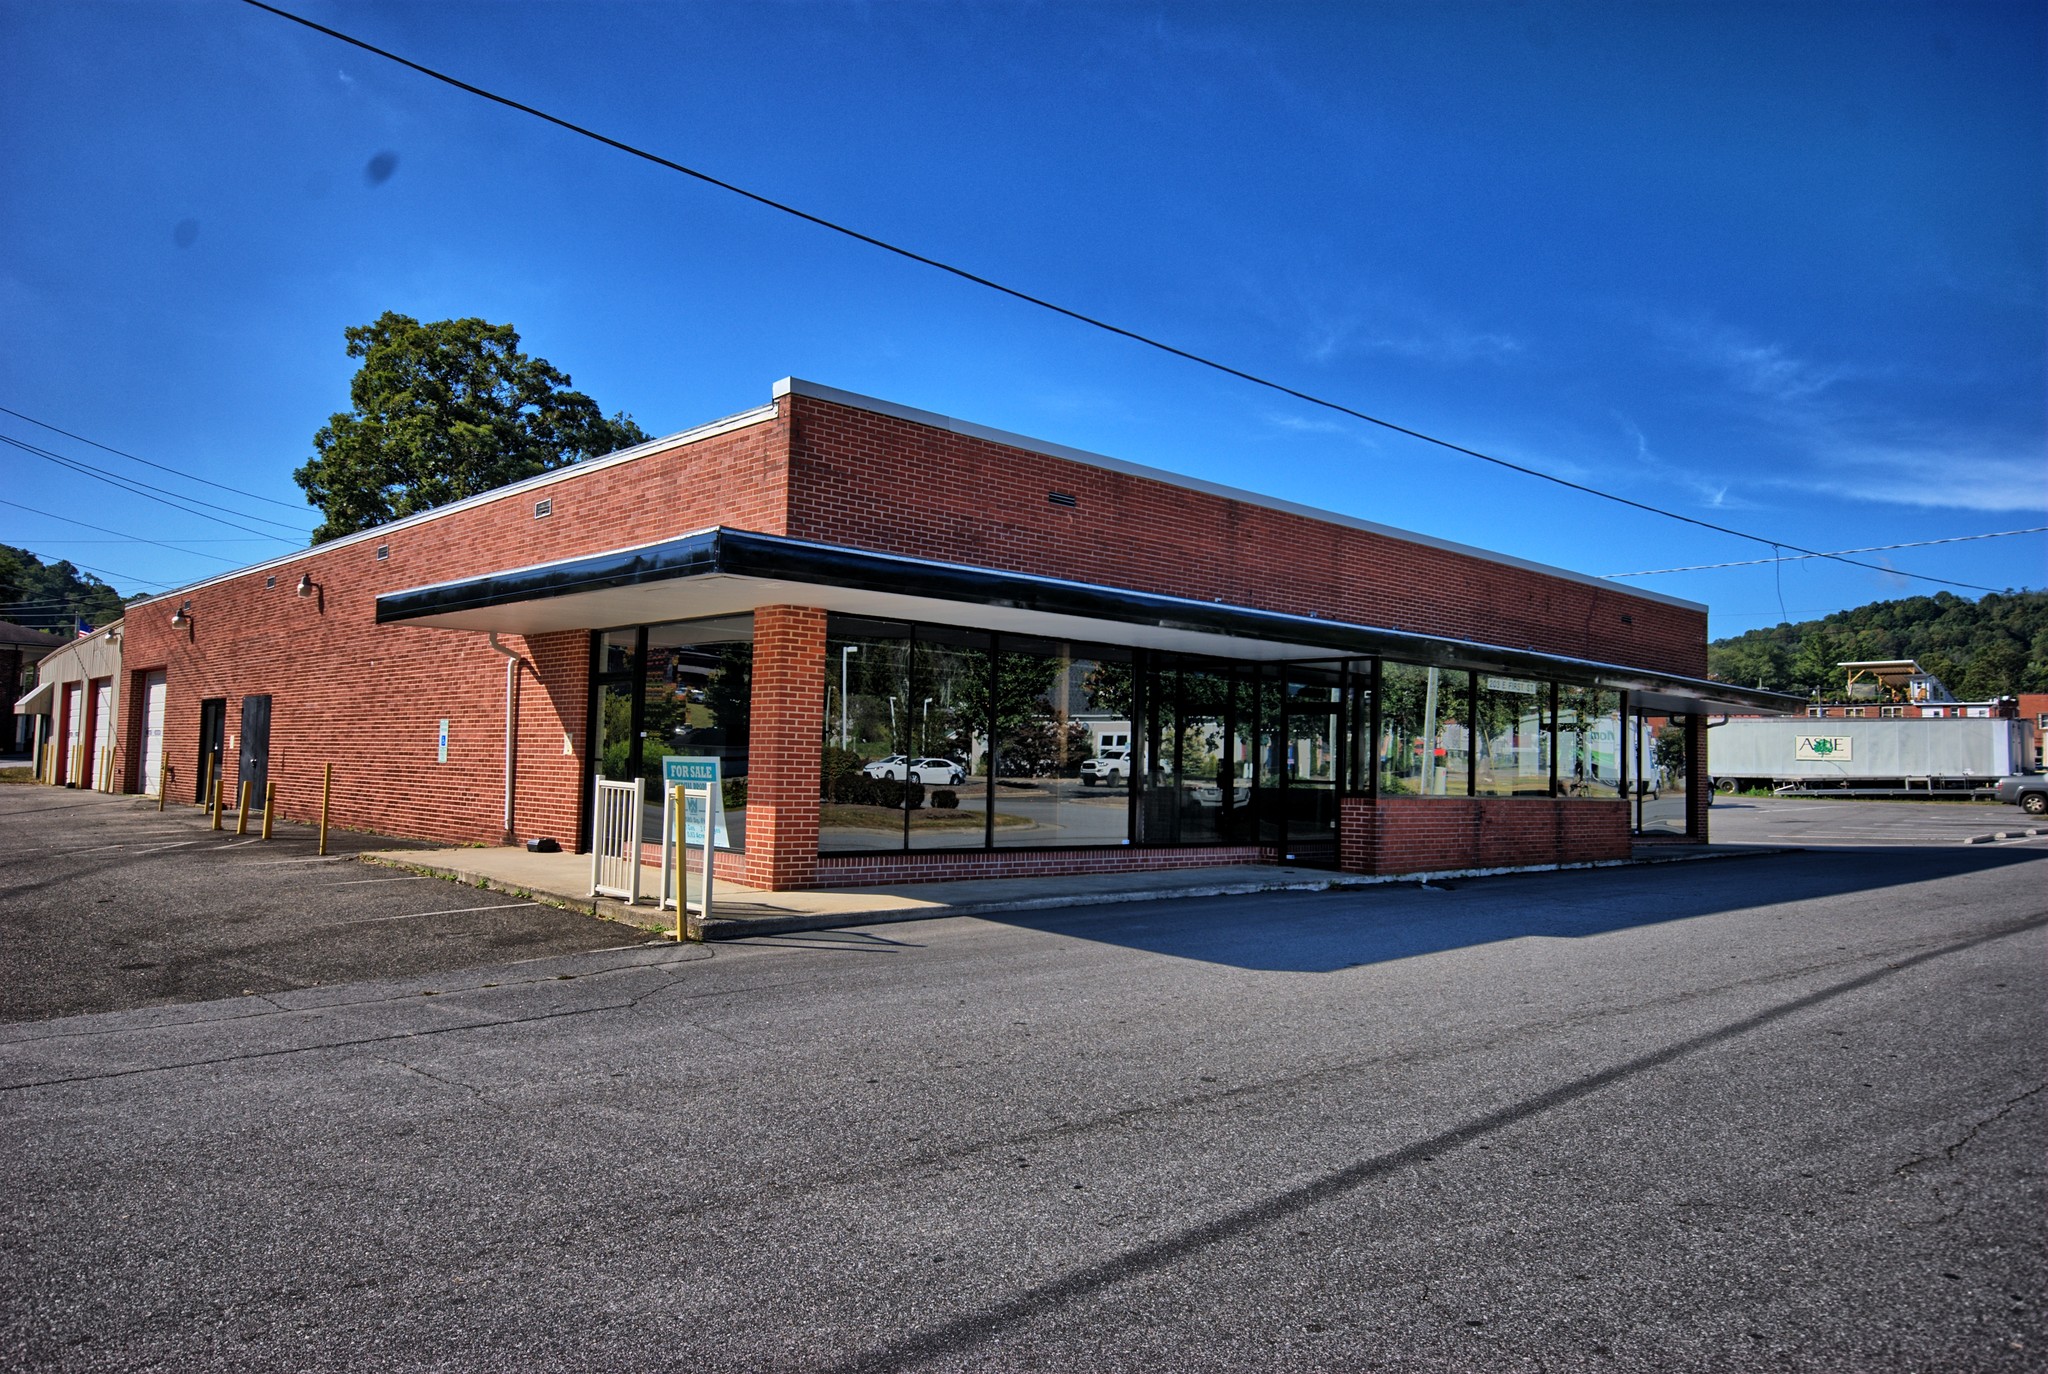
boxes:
[1760,442,2047,514]
[1658,316,1843,402]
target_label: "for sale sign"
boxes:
[1794,735,1852,762]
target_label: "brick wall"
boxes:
[783,395,1706,678]
[117,415,791,847]
[1339,795,1631,875]
[817,844,1275,888]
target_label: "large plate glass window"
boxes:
[994,639,1132,850]
[1558,685,1621,799]
[1376,662,1472,797]
[1475,675,1553,797]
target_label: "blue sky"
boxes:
[2,0,2042,638]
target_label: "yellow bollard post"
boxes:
[318,763,332,856]
[211,775,224,831]
[236,781,251,836]
[261,781,276,840]
[157,754,168,812]
[204,759,216,817]
[672,783,686,943]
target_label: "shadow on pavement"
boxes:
[984,845,2048,973]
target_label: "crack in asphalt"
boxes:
[812,910,2048,1374]
[1894,1081,2048,1178]
[369,1054,509,1116]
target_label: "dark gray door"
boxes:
[196,697,226,803]
[238,695,272,805]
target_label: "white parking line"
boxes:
[235,856,354,865]
[328,875,433,885]
[333,901,543,925]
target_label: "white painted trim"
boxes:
[774,377,1706,613]
[125,405,781,610]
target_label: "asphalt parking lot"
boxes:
[0,785,656,1024]
[1710,795,2044,849]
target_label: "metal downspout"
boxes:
[486,633,526,844]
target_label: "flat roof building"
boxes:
[112,379,1795,890]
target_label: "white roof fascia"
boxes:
[774,377,1706,614]
[125,403,781,612]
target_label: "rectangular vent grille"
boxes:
[375,544,390,561]
[264,576,276,589]
[534,498,553,519]
[1047,491,1078,507]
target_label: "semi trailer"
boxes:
[1709,716,2025,795]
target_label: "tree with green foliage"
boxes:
[1708,589,2047,699]
[0,545,130,633]
[294,313,650,543]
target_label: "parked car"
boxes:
[1192,780,1252,807]
[863,755,967,785]
[1992,773,2048,816]
[1079,746,1131,786]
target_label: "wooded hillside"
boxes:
[0,546,133,637]
[1709,590,2048,700]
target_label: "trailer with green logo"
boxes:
[1708,717,2024,795]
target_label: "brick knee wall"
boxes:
[1340,796,1630,874]
[812,844,1276,889]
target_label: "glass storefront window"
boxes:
[907,628,993,851]
[1475,675,1553,797]
[994,640,1132,849]
[1377,662,1471,797]
[1559,685,1621,799]
[820,619,913,852]
[589,615,753,851]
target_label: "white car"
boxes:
[1079,747,1131,786]
[1192,781,1252,807]
[863,755,967,785]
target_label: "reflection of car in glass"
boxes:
[1079,747,1130,786]
[863,755,967,785]
[1191,781,1251,807]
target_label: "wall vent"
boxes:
[534,498,553,519]
[265,576,276,589]
[1047,491,1078,508]
[375,544,390,561]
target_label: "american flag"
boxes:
[74,617,93,639]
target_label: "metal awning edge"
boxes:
[375,527,1804,715]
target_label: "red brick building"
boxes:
[114,380,1793,889]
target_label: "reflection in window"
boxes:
[820,619,913,852]
[1475,675,1553,797]
[1558,685,1621,799]
[1377,663,1471,797]
[645,616,752,849]
[995,640,1132,849]
[908,628,992,851]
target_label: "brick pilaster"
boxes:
[743,605,828,890]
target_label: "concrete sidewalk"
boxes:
[361,840,1793,942]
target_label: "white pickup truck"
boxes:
[1079,746,1130,786]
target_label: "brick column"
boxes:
[743,606,827,890]
[1688,713,1711,842]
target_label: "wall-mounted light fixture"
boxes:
[170,600,193,634]
[296,573,324,612]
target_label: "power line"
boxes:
[238,0,1999,597]
[1608,527,2048,579]
[0,433,307,542]
[0,497,245,565]
[0,403,312,514]
[0,549,168,590]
